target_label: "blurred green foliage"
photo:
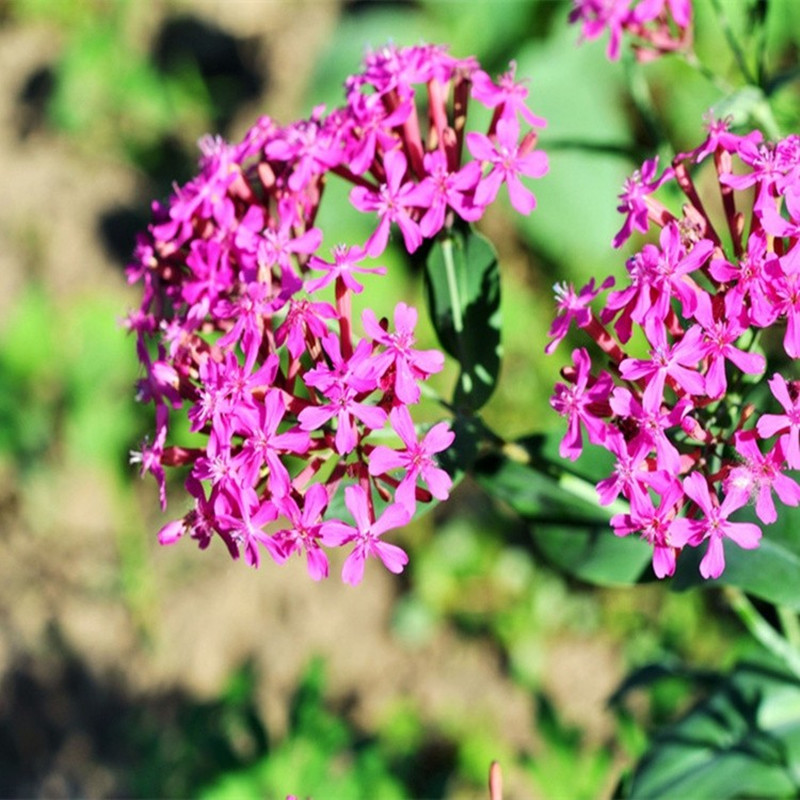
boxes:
[0,285,140,473]
[8,0,214,174]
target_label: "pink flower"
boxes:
[414,150,483,238]
[611,477,685,578]
[470,62,547,128]
[362,303,444,404]
[619,321,706,408]
[467,116,548,214]
[545,276,614,355]
[756,374,800,469]
[305,244,386,294]
[726,431,800,525]
[273,484,331,580]
[612,157,673,248]
[569,0,633,61]
[274,298,337,359]
[349,149,431,257]
[320,485,410,585]
[595,431,653,506]
[671,472,762,580]
[368,406,455,513]
[693,292,765,399]
[216,490,283,568]
[550,348,613,460]
[236,390,311,497]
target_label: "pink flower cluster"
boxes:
[548,117,800,580]
[569,0,692,61]
[126,43,548,584]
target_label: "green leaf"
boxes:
[424,223,501,411]
[672,503,800,610]
[472,433,652,586]
[626,662,800,799]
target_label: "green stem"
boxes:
[725,587,800,677]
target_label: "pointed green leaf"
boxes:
[472,433,652,585]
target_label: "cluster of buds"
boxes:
[127,43,548,584]
[548,117,800,580]
[569,0,692,61]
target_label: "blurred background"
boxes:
[2,0,799,797]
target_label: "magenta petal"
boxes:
[394,358,421,404]
[319,520,355,547]
[757,414,789,439]
[411,348,445,375]
[773,473,800,507]
[262,390,286,433]
[365,218,391,258]
[422,465,452,500]
[755,487,778,524]
[361,307,386,341]
[273,429,311,454]
[334,412,358,454]
[372,502,411,537]
[723,520,762,550]
[302,484,330,523]
[683,471,714,516]
[368,445,406,476]
[291,226,323,254]
[383,148,408,193]
[466,131,497,162]
[518,149,549,179]
[350,185,377,213]
[351,403,388,431]
[699,536,726,579]
[306,547,329,581]
[422,422,455,454]
[474,170,503,208]
[299,404,337,431]
[341,547,366,585]
[668,517,694,549]
[652,546,676,579]
[158,519,184,545]
[726,347,765,376]
[768,373,793,410]
[393,301,417,332]
[786,432,800,470]
[506,173,536,215]
[374,540,408,574]
[389,405,417,449]
[395,477,418,512]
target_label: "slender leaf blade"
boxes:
[472,433,652,585]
